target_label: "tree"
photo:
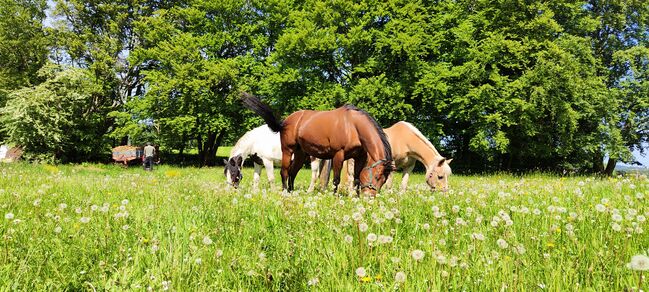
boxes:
[584,0,649,175]
[0,64,104,162]
[0,0,49,139]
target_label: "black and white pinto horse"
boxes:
[224,125,328,192]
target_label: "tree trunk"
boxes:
[592,152,605,173]
[200,130,225,167]
[603,157,617,176]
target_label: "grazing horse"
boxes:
[224,125,326,192]
[384,121,452,192]
[339,122,452,192]
[241,93,393,195]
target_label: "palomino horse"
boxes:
[339,122,452,192]
[224,125,328,192]
[242,93,394,195]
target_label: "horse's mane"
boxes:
[342,104,393,171]
[401,122,441,157]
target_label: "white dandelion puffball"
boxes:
[54,226,62,233]
[4,213,14,220]
[395,271,406,283]
[80,217,90,224]
[359,222,368,232]
[202,236,213,245]
[121,199,129,205]
[215,249,223,258]
[411,249,425,261]
[355,267,367,277]
[628,254,649,271]
[367,233,377,242]
[344,235,353,243]
[497,238,508,249]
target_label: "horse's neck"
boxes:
[230,134,252,159]
[403,130,441,171]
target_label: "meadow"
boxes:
[0,162,647,291]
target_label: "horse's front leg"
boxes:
[400,163,415,193]
[262,158,275,191]
[331,151,345,194]
[253,162,262,192]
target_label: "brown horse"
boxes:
[242,94,393,195]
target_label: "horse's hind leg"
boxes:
[288,150,307,191]
[280,150,293,191]
[307,158,320,193]
[331,151,345,194]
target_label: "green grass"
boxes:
[0,163,647,290]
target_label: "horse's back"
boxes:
[283,108,361,157]
[235,125,282,161]
[384,121,421,160]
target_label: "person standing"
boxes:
[143,142,156,171]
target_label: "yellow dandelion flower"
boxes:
[555,228,561,234]
[546,242,555,248]
[361,276,372,283]
[374,275,383,281]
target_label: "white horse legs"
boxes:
[263,158,275,191]
[253,162,262,191]
[400,163,416,192]
[307,159,320,193]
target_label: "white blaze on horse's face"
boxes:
[426,158,453,192]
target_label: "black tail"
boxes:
[241,93,283,132]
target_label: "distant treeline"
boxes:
[0,0,647,174]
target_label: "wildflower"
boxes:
[307,277,319,286]
[4,213,14,220]
[121,199,129,205]
[195,258,202,265]
[395,272,406,283]
[80,217,90,224]
[33,199,41,207]
[378,235,393,244]
[54,226,62,233]
[497,239,508,249]
[422,223,430,230]
[384,211,394,220]
[546,242,555,248]
[161,280,170,291]
[359,222,368,232]
[202,236,213,245]
[627,254,649,271]
[75,207,82,214]
[411,249,425,261]
[151,244,159,252]
[344,235,353,243]
[612,223,622,232]
[216,249,223,258]
[452,205,460,213]
[59,203,67,210]
[308,210,317,218]
[612,214,623,222]
[367,233,377,242]
[637,215,646,222]
[472,233,485,241]
[352,212,362,221]
[122,225,130,231]
[355,267,367,277]
[361,276,372,283]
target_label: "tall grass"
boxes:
[0,163,647,290]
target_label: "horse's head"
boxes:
[360,159,395,196]
[426,158,453,192]
[224,155,244,188]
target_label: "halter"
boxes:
[359,159,389,191]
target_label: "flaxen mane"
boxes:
[342,104,393,171]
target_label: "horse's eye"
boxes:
[437,176,444,180]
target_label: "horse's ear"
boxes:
[234,155,243,166]
[446,158,453,165]
[223,159,229,166]
[437,158,446,167]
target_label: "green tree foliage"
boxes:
[0,0,49,123]
[0,65,104,162]
[1,0,647,173]
[127,0,272,165]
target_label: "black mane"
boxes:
[342,104,393,171]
